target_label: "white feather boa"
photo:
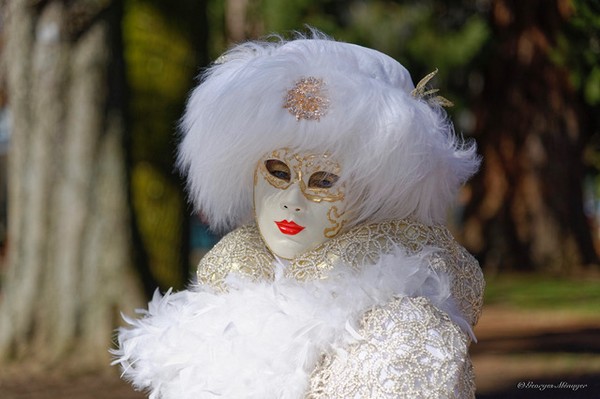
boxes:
[113,247,470,399]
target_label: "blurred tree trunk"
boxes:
[0,0,144,369]
[462,0,598,273]
[226,0,249,42]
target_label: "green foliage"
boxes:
[334,1,490,127]
[485,273,600,314]
[207,0,228,59]
[337,1,489,72]
[406,15,489,73]
[553,0,600,106]
[558,0,600,211]
[124,1,201,289]
[124,1,197,169]
[338,2,430,57]
[132,163,186,288]
[259,0,322,33]
[585,67,600,105]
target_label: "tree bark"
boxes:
[0,0,144,370]
[226,0,249,42]
[462,0,598,273]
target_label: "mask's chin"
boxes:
[258,229,326,260]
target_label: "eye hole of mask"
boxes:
[265,159,291,182]
[308,171,339,189]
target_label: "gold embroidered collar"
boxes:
[197,219,484,326]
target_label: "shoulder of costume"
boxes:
[196,224,274,291]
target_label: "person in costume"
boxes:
[113,32,484,399]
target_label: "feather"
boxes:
[112,246,472,399]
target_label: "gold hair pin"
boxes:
[283,77,329,121]
[411,69,454,107]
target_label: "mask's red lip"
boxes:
[275,220,305,235]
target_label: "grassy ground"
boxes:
[483,273,600,314]
[472,272,600,398]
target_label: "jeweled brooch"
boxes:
[283,77,329,121]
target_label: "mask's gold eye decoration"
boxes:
[308,171,339,189]
[265,160,291,182]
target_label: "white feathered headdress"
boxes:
[178,32,479,233]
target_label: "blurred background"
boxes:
[0,0,599,398]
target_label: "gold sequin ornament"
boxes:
[411,69,454,108]
[283,77,329,121]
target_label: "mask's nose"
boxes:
[280,184,304,213]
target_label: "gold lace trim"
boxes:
[196,224,275,287]
[307,297,475,398]
[197,219,484,326]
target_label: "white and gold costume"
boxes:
[113,31,484,398]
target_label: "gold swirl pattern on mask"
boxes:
[196,219,484,328]
[323,206,346,238]
[283,77,329,121]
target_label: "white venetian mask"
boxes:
[254,148,348,259]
